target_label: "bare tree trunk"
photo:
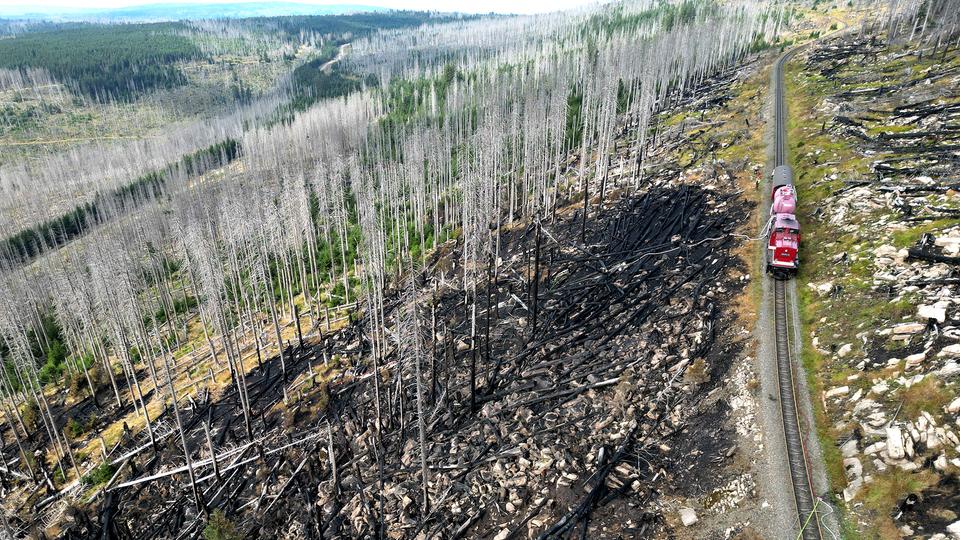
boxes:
[327,420,339,497]
[531,218,542,337]
[204,419,220,481]
[160,343,203,514]
[0,387,34,480]
[430,287,437,402]
[409,280,430,515]
[90,334,121,408]
[469,293,477,413]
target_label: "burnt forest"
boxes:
[2,0,960,538]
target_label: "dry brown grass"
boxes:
[722,61,772,337]
[683,358,710,385]
[731,527,765,540]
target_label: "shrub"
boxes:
[21,398,39,432]
[204,510,241,540]
[68,372,88,399]
[66,416,94,438]
[74,352,95,371]
[81,463,116,487]
[38,340,68,384]
[2,358,21,393]
[38,359,64,385]
[67,417,83,438]
[47,340,67,365]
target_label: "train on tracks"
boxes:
[766,165,800,279]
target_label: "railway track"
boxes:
[772,46,825,540]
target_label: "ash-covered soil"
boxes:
[57,183,753,539]
[2,62,777,540]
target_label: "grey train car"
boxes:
[771,165,793,193]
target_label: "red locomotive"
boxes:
[767,165,800,279]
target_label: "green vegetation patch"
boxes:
[0,138,240,264]
[81,462,116,487]
[0,23,202,101]
[581,0,720,38]
[243,11,461,40]
[899,377,953,419]
[204,510,242,540]
[860,468,938,537]
[288,62,369,113]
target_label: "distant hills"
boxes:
[0,2,386,22]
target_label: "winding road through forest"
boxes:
[320,43,350,73]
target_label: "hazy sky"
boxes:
[0,0,600,14]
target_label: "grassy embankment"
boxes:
[786,39,960,538]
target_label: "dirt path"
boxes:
[320,43,350,73]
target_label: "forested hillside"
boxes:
[2,0,957,538]
[243,10,466,37]
[0,12,445,102]
[0,10,451,251]
[0,24,201,101]
[0,3,382,22]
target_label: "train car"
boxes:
[767,213,800,278]
[772,165,794,194]
[772,185,796,214]
[767,164,800,279]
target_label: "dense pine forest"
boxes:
[1,0,959,538]
[0,23,202,101]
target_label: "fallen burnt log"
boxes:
[907,247,960,265]
[70,340,331,539]
[70,174,751,540]
[873,159,960,178]
[808,37,882,72]
[833,115,865,128]
[877,182,960,194]
[294,184,752,539]
[878,129,960,141]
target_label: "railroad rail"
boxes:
[772,46,824,540]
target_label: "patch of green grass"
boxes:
[891,218,959,248]
[81,462,116,487]
[860,468,938,537]
[799,262,912,346]
[797,287,848,491]
[864,123,913,136]
[899,377,952,419]
[660,110,688,127]
[820,294,913,346]
[66,416,96,439]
